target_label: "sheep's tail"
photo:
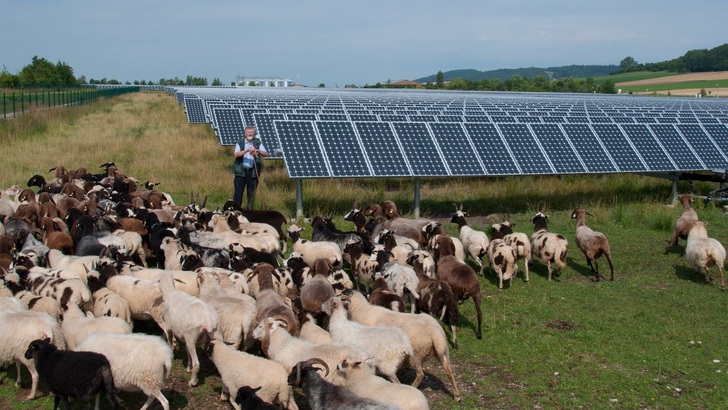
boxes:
[555,244,568,269]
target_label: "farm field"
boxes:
[612,71,728,96]
[1,92,728,409]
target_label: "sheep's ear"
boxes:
[43,337,51,344]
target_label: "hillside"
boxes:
[415,65,618,83]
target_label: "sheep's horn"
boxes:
[305,358,329,377]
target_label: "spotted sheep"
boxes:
[491,220,532,283]
[529,212,568,281]
[571,208,614,282]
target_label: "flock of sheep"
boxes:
[0,163,725,410]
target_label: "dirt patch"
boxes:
[546,319,578,331]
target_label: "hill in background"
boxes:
[415,65,618,83]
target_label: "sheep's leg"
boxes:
[14,359,22,388]
[665,233,679,254]
[438,353,461,402]
[411,361,426,388]
[473,294,482,339]
[451,323,458,350]
[24,360,39,400]
[139,394,157,410]
[228,395,242,410]
[186,336,201,387]
[605,252,615,281]
[498,269,503,289]
[524,258,530,283]
[220,384,229,402]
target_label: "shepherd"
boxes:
[232,125,268,209]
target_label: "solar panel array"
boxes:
[175,87,728,178]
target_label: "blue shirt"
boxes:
[235,139,267,169]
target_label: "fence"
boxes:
[1,86,140,119]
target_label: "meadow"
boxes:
[1,91,728,409]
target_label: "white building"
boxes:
[235,76,294,87]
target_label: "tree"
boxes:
[436,70,444,88]
[619,56,639,72]
[0,65,18,88]
[318,83,325,88]
[211,78,222,86]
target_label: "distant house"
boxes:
[389,80,423,88]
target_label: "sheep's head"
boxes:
[288,358,329,387]
[530,212,549,223]
[24,338,54,360]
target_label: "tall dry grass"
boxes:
[0,91,711,218]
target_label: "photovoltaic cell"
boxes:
[211,108,245,145]
[499,123,553,174]
[429,123,484,175]
[355,122,410,176]
[621,124,675,171]
[464,123,520,175]
[561,124,616,173]
[184,98,207,123]
[392,122,448,176]
[677,125,728,169]
[253,113,285,157]
[530,124,586,173]
[591,124,646,172]
[703,124,728,157]
[316,121,371,177]
[275,121,330,178]
[649,124,704,170]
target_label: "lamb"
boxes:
[252,317,367,386]
[287,358,398,410]
[336,355,430,410]
[0,305,66,400]
[666,193,699,254]
[571,208,614,282]
[205,339,299,410]
[74,332,173,410]
[486,239,519,289]
[322,296,412,383]
[530,212,569,281]
[343,241,379,294]
[288,224,343,269]
[432,235,483,340]
[491,221,532,283]
[685,221,726,290]
[25,338,119,409]
[450,207,489,274]
[158,270,220,386]
[196,270,257,350]
[254,262,300,337]
[60,302,132,349]
[342,291,460,401]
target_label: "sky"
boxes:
[2,0,726,88]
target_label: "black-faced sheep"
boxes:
[449,207,489,274]
[571,208,614,281]
[24,338,119,409]
[491,221,531,283]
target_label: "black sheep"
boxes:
[234,386,279,410]
[24,338,119,410]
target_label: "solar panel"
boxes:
[184,98,207,123]
[355,122,411,177]
[649,124,704,170]
[429,123,485,175]
[252,113,285,157]
[561,124,617,173]
[211,108,245,146]
[316,121,371,177]
[392,122,448,176]
[591,124,647,172]
[464,123,520,175]
[499,124,553,174]
[275,121,330,178]
[703,124,728,158]
[531,124,586,173]
[620,124,675,171]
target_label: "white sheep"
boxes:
[666,193,699,254]
[287,224,343,269]
[158,270,220,386]
[336,355,430,410]
[60,302,132,349]
[571,208,614,281]
[73,332,173,410]
[0,304,66,400]
[208,214,275,252]
[196,270,257,350]
[105,275,168,339]
[343,290,460,401]
[450,207,489,274]
[14,290,63,321]
[530,212,568,281]
[205,339,299,410]
[322,296,413,383]
[252,317,367,387]
[685,221,726,290]
[299,312,332,345]
[486,239,518,289]
[380,262,420,313]
[120,264,200,297]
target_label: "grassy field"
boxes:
[2,92,728,409]
[592,71,681,84]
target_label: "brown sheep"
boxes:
[665,194,699,254]
[571,208,614,281]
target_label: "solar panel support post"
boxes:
[413,178,421,219]
[295,179,304,218]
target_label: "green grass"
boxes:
[2,92,728,409]
[619,79,728,93]
[591,71,680,84]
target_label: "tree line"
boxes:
[617,43,728,74]
[0,56,222,88]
